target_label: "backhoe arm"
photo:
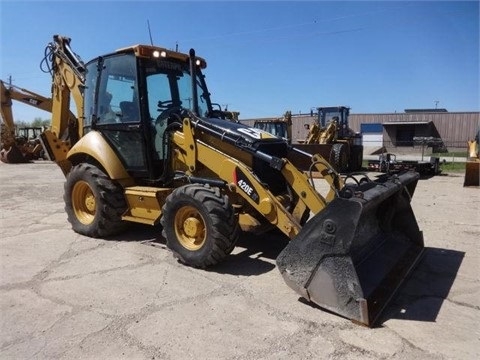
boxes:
[1,79,76,163]
[0,80,16,148]
[40,35,85,174]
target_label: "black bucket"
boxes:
[276,171,424,326]
[0,145,29,163]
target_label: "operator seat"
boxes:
[119,101,138,122]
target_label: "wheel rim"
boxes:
[174,205,206,251]
[72,180,96,225]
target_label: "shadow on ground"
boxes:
[210,230,290,276]
[291,247,464,327]
[109,223,290,277]
[380,247,465,324]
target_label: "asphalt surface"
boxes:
[1,161,479,359]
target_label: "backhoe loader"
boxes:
[37,35,424,326]
[0,80,75,163]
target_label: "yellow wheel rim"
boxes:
[174,205,206,251]
[72,180,96,225]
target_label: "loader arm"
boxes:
[167,113,423,327]
[171,116,343,239]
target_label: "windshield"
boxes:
[142,58,211,123]
[320,111,342,127]
[255,122,287,139]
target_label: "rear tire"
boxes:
[161,184,239,268]
[349,145,364,172]
[64,163,127,238]
[329,143,349,172]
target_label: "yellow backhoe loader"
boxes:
[254,111,293,144]
[36,35,424,326]
[464,131,479,186]
[0,80,75,163]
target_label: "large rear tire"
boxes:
[64,163,127,238]
[349,145,364,172]
[161,184,239,268]
[329,143,349,173]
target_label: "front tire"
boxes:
[64,163,127,238]
[161,184,239,268]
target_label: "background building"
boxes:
[241,109,479,154]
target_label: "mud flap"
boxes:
[276,172,424,326]
[0,145,29,163]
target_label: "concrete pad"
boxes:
[1,310,111,359]
[40,263,220,316]
[338,327,404,356]
[0,289,71,345]
[127,292,300,360]
[46,243,154,280]
[1,162,479,359]
[0,229,74,286]
[61,330,147,360]
[385,297,480,360]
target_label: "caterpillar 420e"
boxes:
[38,35,424,326]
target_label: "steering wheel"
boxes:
[157,100,175,110]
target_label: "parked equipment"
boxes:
[368,153,441,176]
[0,80,75,163]
[253,107,363,172]
[36,35,424,326]
[464,131,479,186]
[254,111,292,144]
[290,106,363,172]
[210,103,240,123]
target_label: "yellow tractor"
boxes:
[464,131,479,186]
[300,106,364,172]
[254,111,293,144]
[0,80,75,163]
[37,35,424,326]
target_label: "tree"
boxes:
[31,117,51,127]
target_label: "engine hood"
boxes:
[196,116,285,148]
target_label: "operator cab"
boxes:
[318,106,350,139]
[83,46,211,181]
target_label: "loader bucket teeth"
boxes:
[276,172,424,327]
[0,146,29,164]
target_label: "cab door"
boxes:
[86,54,151,177]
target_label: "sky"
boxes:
[0,0,479,123]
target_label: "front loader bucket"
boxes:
[277,172,424,326]
[0,145,29,163]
